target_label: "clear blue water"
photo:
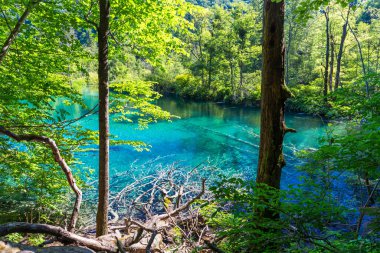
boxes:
[54,87,327,189]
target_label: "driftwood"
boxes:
[0,222,115,252]
[0,126,82,232]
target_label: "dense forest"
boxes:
[0,0,379,252]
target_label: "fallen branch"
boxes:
[146,230,158,253]
[158,178,206,220]
[0,222,115,252]
[0,126,82,232]
[115,236,126,253]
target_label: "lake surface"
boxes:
[55,87,327,188]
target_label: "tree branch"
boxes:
[0,1,41,65]
[158,178,206,220]
[0,126,82,232]
[146,230,158,253]
[0,222,114,252]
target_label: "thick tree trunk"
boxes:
[96,0,110,237]
[0,1,40,65]
[0,127,82,232]
[0,223,114,252]
[323,9,330,102]
[335,6,350,90]
[257,0,293,195]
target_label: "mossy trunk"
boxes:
[257,0,291,190]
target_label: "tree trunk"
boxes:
[376,39,379,73]
[348,23,369,97]
[323,9,330,102]
[367,39,370,74]
[229,61,235,101]
[335,6,350,90]
[329,31,334,92]
[239,60,243,100]
[208,53,213,92]
[0,127,82,232]
[198,32,205,87]
[96,0,110,237]
[257,0,293,206]
[0,1,40,65]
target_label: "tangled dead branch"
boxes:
[106,163,216,252]
[0,162,221,252]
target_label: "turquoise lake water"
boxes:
[55,87,327,188]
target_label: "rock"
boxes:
[0,241,95,253]
[0,241,20,253]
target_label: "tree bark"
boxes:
[323,9,330,102]
[257,0,293,200]
[96,0,110,237]
[0,1,40,65]
[0,127,82,232]
[335,6,350,90]
[0,222,114,252]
